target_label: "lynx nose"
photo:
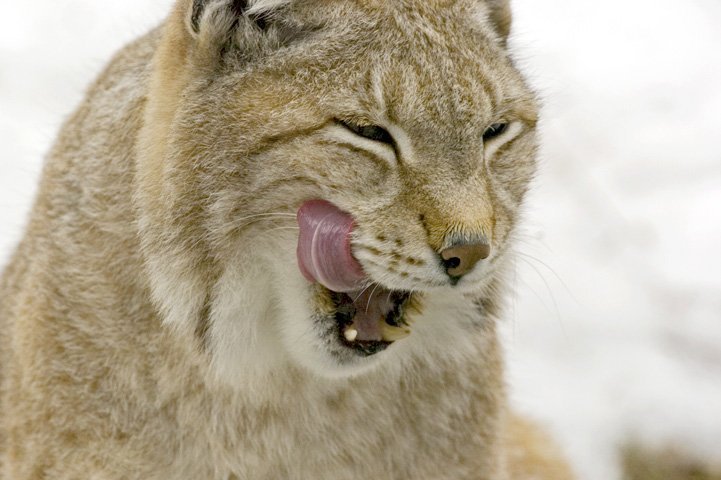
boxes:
[440,242,491,279]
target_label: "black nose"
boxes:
[440,242,491,279]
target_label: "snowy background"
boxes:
[1,1,720,479]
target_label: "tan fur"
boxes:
[505,417,576,480]
[622,444,721,480]
[0,0,571,478]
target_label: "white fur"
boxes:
[208,247,283,385]
[246,0,293,16]
[386,122,419,166]
[484,120,524,161]
[323,124,398,168]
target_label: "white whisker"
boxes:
[515,255,567,340]
[366,283,381,314]
[516,251,580,306]
[229,212,297,231]
[352,283,374,303]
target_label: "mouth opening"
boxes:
[329,287,412,357]
[297,199,417,357]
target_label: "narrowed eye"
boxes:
[339,120,394,145]
[483,122,508,142]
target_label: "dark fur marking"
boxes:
[358,245,384,256]
[191,0,207,33]
[316,139,391,174]
[232,0,271,30]
[249,122,330,158]
[192,0,267,35]
[230,0,250,16]
[195,294,213,351]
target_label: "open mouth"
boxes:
[328,287,413,356]
[297,200,420,357]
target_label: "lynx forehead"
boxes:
[0,0,572,478]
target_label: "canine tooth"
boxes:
[381,323,411,342]
[344,327,359,342]
[400,315,414,327]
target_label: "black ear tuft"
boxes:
[191,0,208,34]
[232,0,269,31]
[230,0,249,16]
[191,0,269,35]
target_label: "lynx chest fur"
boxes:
[0,0,573,478]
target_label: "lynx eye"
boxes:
[483,122,508,142]
[339,120,394,145]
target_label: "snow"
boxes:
[1,2,720,479]
[507,1,721,478]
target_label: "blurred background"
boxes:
[1,1,720,478]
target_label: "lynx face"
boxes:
[138,0,538,381]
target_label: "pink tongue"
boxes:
[297,200,366,292]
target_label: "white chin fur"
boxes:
[205,235,488,386]
[205,237,385,384]
[206,248,285,384]
[271,250,391,379]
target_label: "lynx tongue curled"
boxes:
[297,200,408,343]
[297,200,366,292]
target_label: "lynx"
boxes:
[0,0,573,478]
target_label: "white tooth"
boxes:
[344,327,359,342]
[381,323,411,342]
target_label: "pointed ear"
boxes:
[185,0,298,62]
[486,0,512,45]
[189,0,280,35]
[188,0,266,35]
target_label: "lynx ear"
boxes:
[189,0,291,35]
[485,0,512,45]
[186,0,297,58]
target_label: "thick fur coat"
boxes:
[0,0,573,478]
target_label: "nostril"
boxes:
[440,242,491,279]
[443,257,462,270]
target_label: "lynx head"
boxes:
[136,0,538,382]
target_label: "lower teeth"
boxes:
[342,321,411,344]
[380,322,411,342]
[344,327,359,342]
[335,289,413,345]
